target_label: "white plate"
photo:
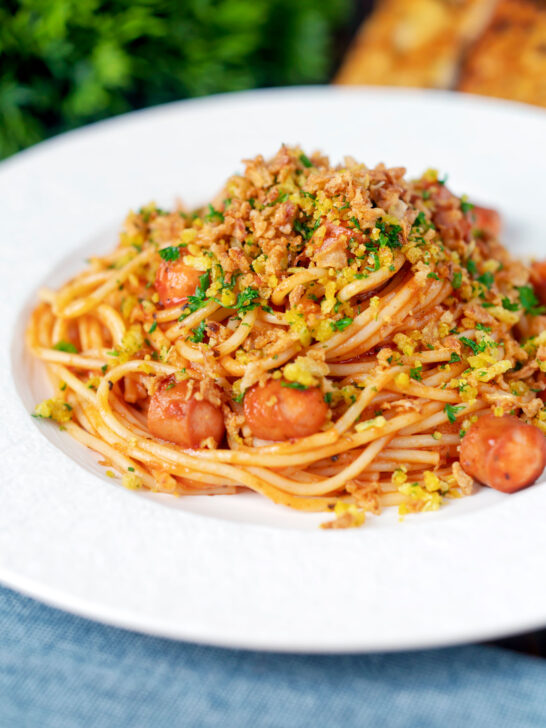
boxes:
[1,87,546,652]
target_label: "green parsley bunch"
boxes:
[0,0,349,159]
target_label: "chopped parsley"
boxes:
[205,204,224,223]
[324,392,333,405]
[477,271,494,290]
[281,381,308,390]
[189,320,206,343]
[366,251,380,272]
[299,153,313,168]
[139,205,162,222]
[159,245,181,262]
[267,190,289,206]
[332,317,353,332]
[459,336,484,355]
[376,220,402,250]
[517,285,545,316]
[465,259,477,276]
[413,211,426,227]
[182,271,211,317]
[409,365,423,381]
[449,352,461,363]
[501,297,519,312]
[445,403,465,424]
[148,320,157,334]
[294,217,321,241]
[234,287,260,315]
[461,200,474,214]
[452,271,463,289]
[53,340,78,354]
[427,272,440,280]
[217,265,239,292]
[293,219,306,237]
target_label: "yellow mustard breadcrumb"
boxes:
[34,398,73,424]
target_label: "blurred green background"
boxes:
[0,0,356,160]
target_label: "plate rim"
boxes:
[1,85,546,652]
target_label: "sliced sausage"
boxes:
[471,205,501,238]
[243,379,328,441]
[460,414,546,493]
[147,378,225,448]
[530,261,546,307]
[154,260,202,307]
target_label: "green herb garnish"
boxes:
[159,246,181,262]
[234,287,260,315]
[366,251,380,272]
[413,211,426,227]
[182,271,211,317]
[189,320,206,343]
[452,271,463,289]
[459,336,485,355]
[409,365,423,381]
[376,220,402,250]
[53,341,78,354]
[477,271,494,290]
[205,204,224,223]
[466,259,477,276]
[445,403,465,424]
[517,285,545,316]
[501,297,519,312]
[332,317,353,332]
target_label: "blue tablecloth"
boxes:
[0,585,545,727]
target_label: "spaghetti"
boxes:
[28,146,546,527]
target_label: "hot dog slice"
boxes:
[460,414,546,493]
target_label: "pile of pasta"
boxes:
[29,146,546,527]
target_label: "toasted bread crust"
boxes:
[336,0,498,88]
[458,0,546,107]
